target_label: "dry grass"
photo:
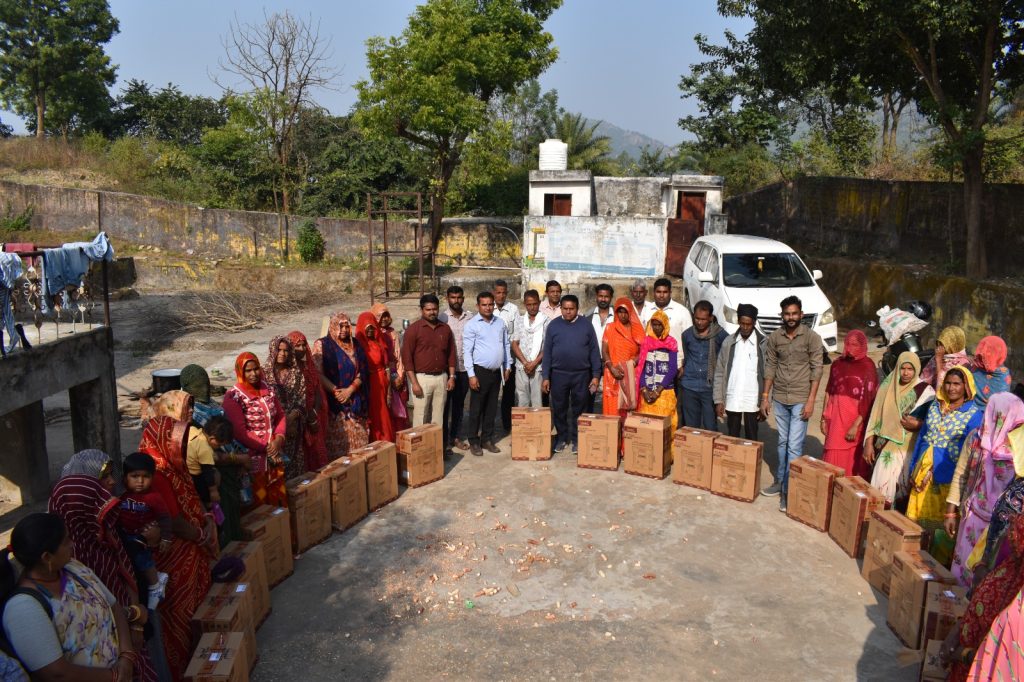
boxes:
[175,290,321,334]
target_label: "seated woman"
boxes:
[635,310,679,432]
[1,513,138,682]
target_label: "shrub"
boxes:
[296,219,325,263]
[0,204,33,234]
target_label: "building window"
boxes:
[543,193,572,216]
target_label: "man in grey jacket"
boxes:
[713,303,765,440]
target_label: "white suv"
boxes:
[682,234,838,353]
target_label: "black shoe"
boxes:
[761,482,782,497]
[570,442,578,454]
[553,440,568,453]
[482,441,501,454]
[779,497,788,513]
[470,443,483,457]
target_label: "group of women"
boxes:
[0,305,410,681]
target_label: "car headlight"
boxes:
[820,307,835,326]
[723,306,738,324]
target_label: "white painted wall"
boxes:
[527,181,593,217]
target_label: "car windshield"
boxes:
[722,253,814,288]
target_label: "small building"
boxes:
[522,140,726,287]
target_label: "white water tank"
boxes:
[538,138,568,170]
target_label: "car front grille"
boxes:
[757,313,817,335]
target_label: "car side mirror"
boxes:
[697,271,714,283]
[812,269,823,281]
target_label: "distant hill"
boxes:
[586,119,670,160]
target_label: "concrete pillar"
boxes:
[0,400,49,505]
[68,328,121,464]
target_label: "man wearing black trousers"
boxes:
[463,291,511,456]
[493,280,519,435]
[541,295,601,454]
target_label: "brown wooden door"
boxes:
[664,192,706,275]
[544,193,572,216]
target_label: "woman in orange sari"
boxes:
[357,311,396,442]
[601,296,645,419]
[139,416,216,680]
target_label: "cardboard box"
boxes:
[921,582,967,644]
[240,506,293,587]
[787,456,845,531]
[285,474,332,554]
[710,435,763,502]
[828,476,887,558]
[318,456,368,531]
[184,631,248,682]
[191,594,257,673]
[671,428,718,489]
[576,413,620,471]
[206,583,255,637]
[219,542,270,626]
[887,550,955,649]
[919,639,946,681]
[861,510,924,595]
[622,413,673,479]
[396,423,445,487]
[511,407,552,461]
[349,441,399,511]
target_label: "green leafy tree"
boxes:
[492,79,560,167]
[356,0,561,245]
[554,112,616,175]
[0,0,118,138]
[112,80,227,145]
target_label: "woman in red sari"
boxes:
[357,311,395,442]
[370,303,410,432]
[287,330,329,470]
[601,297,645,420]
[139,416,216,681]
[223,352,288,507]
[821,330,879,477]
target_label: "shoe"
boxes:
[443,449,453,461]
[570,442,578,454]
[779,497,788,513]
[553,440,568,453]
[454,438,470,450]
[482,441,501,454]
[761,482,782,497]
[470,443,483,457]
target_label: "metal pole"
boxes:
[417,192,424,298]
[383,195,390,300]
[367,193,374,306]
[101,259,111,327]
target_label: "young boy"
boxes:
[187,415,233,511]
[118,452,172,609]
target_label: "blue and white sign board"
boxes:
[524,216,666,277]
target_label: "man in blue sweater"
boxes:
[541,294,602,453]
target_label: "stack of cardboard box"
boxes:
[787,456,844,531]
[219,541,271,626]
[861,510,924,596]
[240,506,294,587]
[318,456,369,531]
[396,423,445,487]
[285,474,332,554]
[919,584,969,681]
[622,413,673,479]
[510,407,552,461]
[710,435,763,502]
[576,413,620,471]
[671,428,718,490]
[348,441,399,511]
[886,550,955,649]
[828,476,886,558]
[184,631,249,682]
[191,592,258,674]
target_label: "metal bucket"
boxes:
[152,368,182,394]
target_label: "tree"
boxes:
[0,0,118,139]
[216,10,339,259]
[112,80,227,145]
[492,79,560,167]
[0,115,11,138]
[554,112,615,175]
[356,0,561,245]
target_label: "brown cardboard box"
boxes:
[396,423,445,487]
[576,413,620,470]
[671,428,718,489]
[622,413,673,479]
[709,435,763,502]
[318,456,368,531]
[887,550,955,649]
[787,456,845,531]
[206,583,255,637]
[285,474,332,554]
[861,509,925,595]
[240,506,293,587]
[828,476,887,558]
[191,594,257,673]
[921,582,967,644]
[511,407,552,461]
[919,639,946,681]
[184,631,248,682]
[349,441,399,511]
[219,542,270,626]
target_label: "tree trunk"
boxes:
[35,92,45,139]
[881,94,891,159]
[961,144,987,279]
[282,186,290,261]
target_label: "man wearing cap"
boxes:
[713,304,766,440]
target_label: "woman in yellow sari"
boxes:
[906,366,984,530]
[635,310,678,431]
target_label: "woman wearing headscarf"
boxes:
[921,325,972,389]
[975,425,1024,579]
[313,312,369,456]
[138,417,216,680]
[602,297,645,421]
[49,451,164,681]
[864,352,936,504]
[964,587,1024,681]
[944,394,1024,587]
[223,352,287,508]
[286,332,329,471]
[370,303,410,432]
[906,366,984,530]
[357,311,395,443]
[148,389,193,423]
[635,310,679,432]
[179,364,251,547]
[264,335,308,478]
[820,330,879,477]
[972,335,1013,406]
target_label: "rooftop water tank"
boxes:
[538,138,568,171]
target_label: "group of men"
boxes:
[400,278,823,511]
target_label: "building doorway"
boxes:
[543,194,572,216]
[664,191,706,276]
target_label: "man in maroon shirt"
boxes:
[402,293,457,456]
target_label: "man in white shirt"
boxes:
[439,285,472,452]
[630,279,657,326]
[493,279,519,433]
[511,289,547,407]
[712,304,765,440]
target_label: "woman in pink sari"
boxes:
[946,393,1024,587]
[821,330,878,477]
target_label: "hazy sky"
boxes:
[6,0,751,144]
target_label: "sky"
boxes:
[5,0,751,145]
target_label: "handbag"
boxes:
[616,362,637,411]
[390,386,409,421]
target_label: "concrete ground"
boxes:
[5,290,919,680]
